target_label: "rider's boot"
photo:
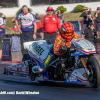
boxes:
[30,54,55,81]
[30,65,44,81]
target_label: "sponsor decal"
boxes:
[32,43,44,57]
[52,18,56,21]
[56,39,60,43]
[75,40,80,42]
[70,77,77,82]
[77,36,80,39]
[61,42,65,46]
[20,16,33,21]
[80,52,83,55]
[75,52,79,55]
[88,49,92,50]
[54,49,58,52]
[26,67,29,72]
[44,55,52,67]
[17,72,20,76]
[44,76,47,80]
[69,72,77,82]
[19,67,22,71]
[29,26,33,28]
[75,51,83,55]
[83,73,87,78]
[45,18,49,20]
[43,73,48,81]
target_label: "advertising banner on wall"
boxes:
[2,40,10,56]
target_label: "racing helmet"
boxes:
[61,22,74,42]
[46,6,54,12]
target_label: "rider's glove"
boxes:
[59,49,65,54]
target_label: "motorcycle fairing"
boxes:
[28,49,55,73]
[71,49,88,56]
[24,39,94,83]
[37,68,88,83]
[24,40,55,73]
[24,40,52,61]
[37,73,49,81]
[71,39,96,56]
[43,72,49,81]
[66,68,88,83]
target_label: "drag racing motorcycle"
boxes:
[24,38,100,88]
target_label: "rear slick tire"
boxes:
[87,57,100,88]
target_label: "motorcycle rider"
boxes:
[30,22,81,81]
[31,22,81,81]
[54,22,81,55]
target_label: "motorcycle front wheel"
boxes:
[87,57,100,88]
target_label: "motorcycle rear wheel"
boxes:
[87,57,100,88]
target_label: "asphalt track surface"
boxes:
[0,63,100,100]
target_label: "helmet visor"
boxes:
[61,26,73,36]
[64,32,73,36]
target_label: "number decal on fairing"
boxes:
[70,77,77,81]
[32,43,44,57]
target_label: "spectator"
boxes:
[12,17,20,34]
[15,5,37,61]
[0,13,6,24]
[40,6,61,40]
[35,13,43,40]
[81,22,97,44]
[55,10,64,25]
[94,7,100,36]
[35,13,41,20]
[86,14,93,27]
[0,13,6,34]
[79,7,91,33]
[0,16,6,63]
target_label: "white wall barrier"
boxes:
[0,0,100,17]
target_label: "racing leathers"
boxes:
[53,33,81,56]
